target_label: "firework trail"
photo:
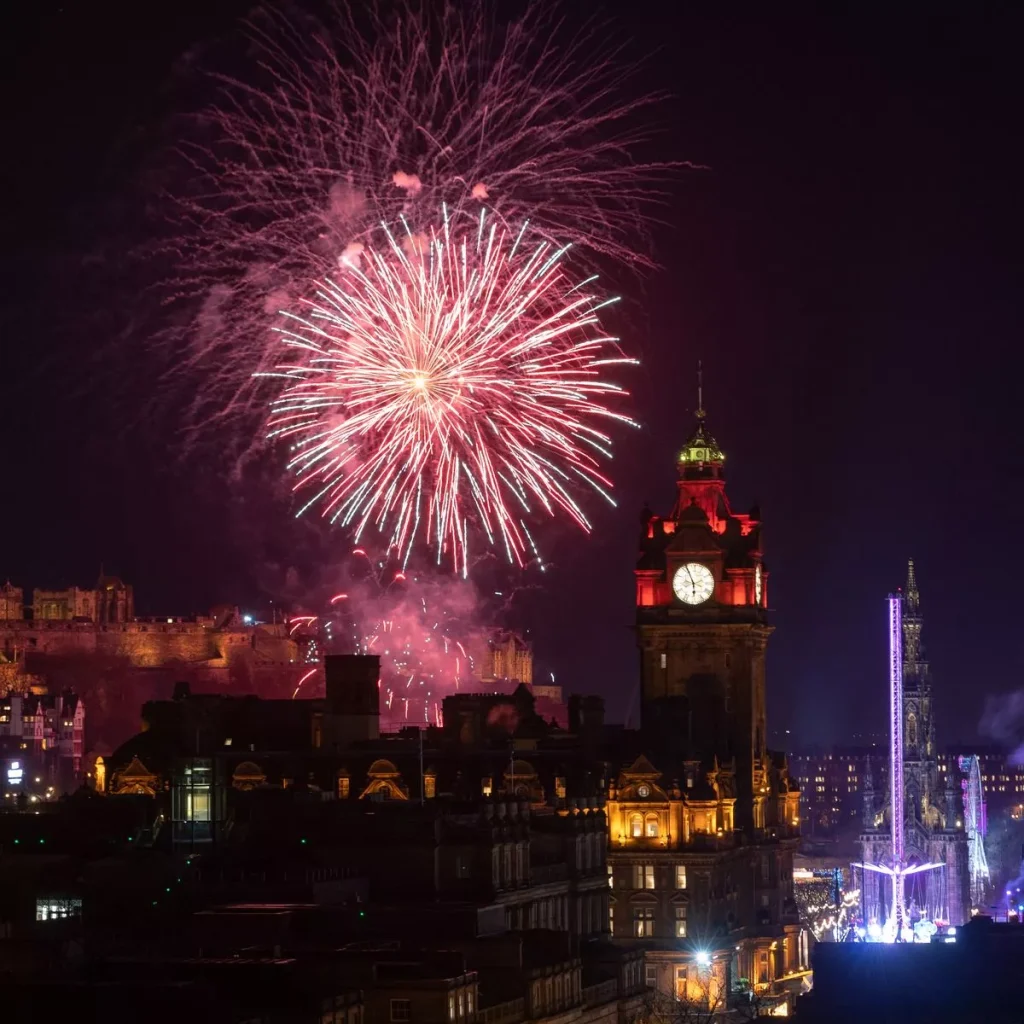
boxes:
[289,549,478,727]
[263,207,635,571]
[160,0,680,459]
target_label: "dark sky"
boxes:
[2,2,1023,748]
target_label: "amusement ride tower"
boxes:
[855,594,943,941]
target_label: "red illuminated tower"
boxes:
[636,370,771,830]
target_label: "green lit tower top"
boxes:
[677,361,726,470]
[672,362,729,526]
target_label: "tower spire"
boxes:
[905,559,920,613]
[696,359,705,420]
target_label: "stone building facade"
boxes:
[0,581,24,621]
[29,575,134,623]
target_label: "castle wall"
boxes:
[0,620,299,670]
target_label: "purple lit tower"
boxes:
[856,563,971,933]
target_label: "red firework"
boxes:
[263,208,636,570]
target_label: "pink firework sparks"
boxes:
[263,209,637,572]
[158,0,682,460]
[288,552,479,727]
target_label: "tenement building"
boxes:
[858,561,971,926]
[617,389,804,1003]
[54,660,647,1024]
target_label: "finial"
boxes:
[696,360,705,420]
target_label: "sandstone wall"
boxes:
[0,621,300,669]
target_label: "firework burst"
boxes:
[264,208,636,571]
[156,0,681,459]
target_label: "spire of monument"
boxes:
[905,559,920,613]
[696,359,705,420]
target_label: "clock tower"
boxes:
[636,380,771,830]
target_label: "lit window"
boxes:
[608,864,614,888]
[630,814,643,838]
[675,865,687,890]
[645,963,657,985]
[186,790,211,821]
[631,864,655,890]
[660,653,667,670]
[36,898,82,922]
[447,993,455,1021]
[645,815,659,838]
[675,905,687,937]
[391,1001,412,1023]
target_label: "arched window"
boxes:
[907,713,918,748]
[645,814,659,838]
[630,813,643,838]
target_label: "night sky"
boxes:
[3,2,1023,748]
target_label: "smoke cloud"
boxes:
[392,171,422,194]
[979,690,1024,765]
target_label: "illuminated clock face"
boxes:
[672,563,715,605]
[754,564,763,605]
